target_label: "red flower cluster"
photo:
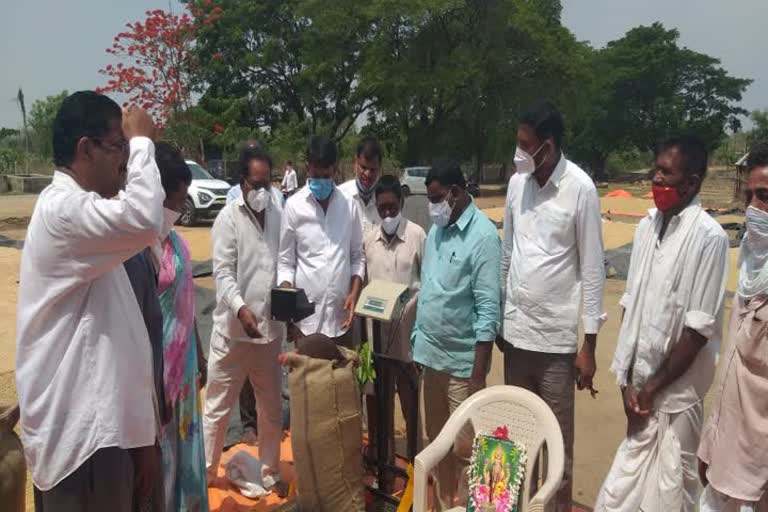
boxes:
[96,3,222,125]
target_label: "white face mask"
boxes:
[514,143,547,174]
[247,188,270,212]
[746,206,768,252]
[429,194,454,227]
[160,207,180,240]
[380,213,402,236]
[738,206,768,299]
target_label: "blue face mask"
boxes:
[308,178,334,201]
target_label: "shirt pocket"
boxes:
[736,303,768,370]
[437,251,468,291]
[644,287,684,360]
[535,205,575,252]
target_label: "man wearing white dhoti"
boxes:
[594,135,729,512]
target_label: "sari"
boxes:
[158,230,209,512]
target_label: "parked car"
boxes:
[401,166,480,197]
[181,160,230,226]
[400,166,430,196]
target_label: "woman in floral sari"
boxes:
[153,143,209,512]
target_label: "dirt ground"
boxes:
[0,177,744,511]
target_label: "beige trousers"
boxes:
[421,366,475,512]
[504,345,575,512]
[202,331,283,478]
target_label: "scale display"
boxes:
[355,280,409,321]
[362,297,388,314]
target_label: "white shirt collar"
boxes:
[53,169,84,191]
[526,152,567,189]
[649,194,703,237]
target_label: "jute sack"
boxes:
[284,346,365,512]
[0,404,25,512]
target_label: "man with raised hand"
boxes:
[16,91,165,511]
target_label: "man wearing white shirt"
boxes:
[500,100,606,512]
[595,136,729,512]
[338,136,383,456]
[338,136,383,235]
[281,160,298,195]
[15,92,164,511]
[202,145,286,488]
[278,135,365,344]
[226,140,263,206]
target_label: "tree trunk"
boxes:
[590,154,608,181]
[475,147,484,184]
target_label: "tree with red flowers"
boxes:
[97,8,216,126]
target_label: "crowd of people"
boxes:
[12,89,768,512]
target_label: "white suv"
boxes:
[400,166,431,196]
[180,160,231,226]
[401,166,480,197]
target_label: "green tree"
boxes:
[569,23,751,178]
[164,96,258,161]
[28,91,68,160]
[360,0,575,174]
[748,110,768,147]
[0,128,19,143]
[190,0,572,178]
[192,0,375,140]
[0,145,21,174]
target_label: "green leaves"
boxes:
[748,110,768,148]
[179,2,749,178]
[28,91,68,161]
[355,341,376,386]
[568,22,751,178]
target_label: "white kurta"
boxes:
[277,186,365,337]
[15,137,165,490]
[338,179,380,236]
[281,168,298,193]
[500,154,606,353]
[211,188,285,343]
[596,197,729,512]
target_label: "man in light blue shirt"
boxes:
[412,158,501,511]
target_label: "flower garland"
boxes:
[466,426,527,512]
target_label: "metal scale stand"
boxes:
[355,280,420,508]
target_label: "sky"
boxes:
[561,0,767,127]
[0,0,765,129]
[0,0,185,128]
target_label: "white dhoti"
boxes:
[595,404,703,512]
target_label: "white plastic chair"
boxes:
[413,385,564,512]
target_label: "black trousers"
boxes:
[33,447,164,512]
